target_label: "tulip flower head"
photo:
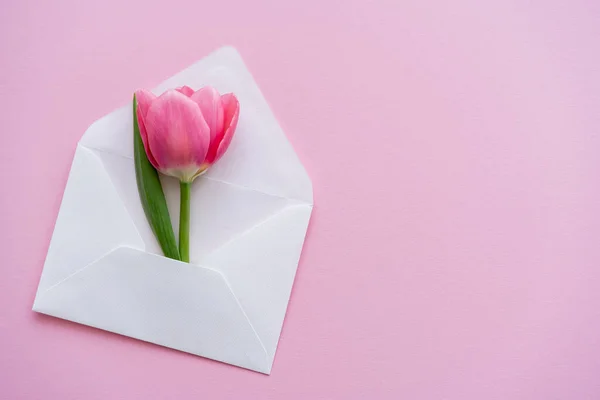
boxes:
[133,85,240,263]
[135,86,240,183]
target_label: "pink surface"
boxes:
[1,0,599,398]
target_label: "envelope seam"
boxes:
[211,267,272,370]
[199,203,312,263]
[197,203,311,364]
[36,246,125,300]
[125,249,272,370]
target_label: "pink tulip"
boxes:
[135,86,240,183]
[134,86,240,263]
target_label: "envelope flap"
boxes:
[79,105,133,162]
[201,204,313,359]
[80,47,313,204]
[36,146,144,294]
[33,247,272,374]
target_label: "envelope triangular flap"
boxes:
[201,204,312,359]
[80,46,313,205]
[35,147,144,295]
[34,247,271,373]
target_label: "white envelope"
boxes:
[32,47,313,374]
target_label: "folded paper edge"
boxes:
[33,245,273,374]
[33,146,146,296]
[199,202,313,369]
[33,245,129,308]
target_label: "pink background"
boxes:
[1,0,599,398]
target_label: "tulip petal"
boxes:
[190,86,224,144]
[176,85,195,97]
[134,89,159,168]
[214,93,240,163]
[145,90,210,181]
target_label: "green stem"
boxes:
[179,181,191,262]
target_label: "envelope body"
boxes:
[32,47,313,374]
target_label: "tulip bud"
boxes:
[134,86,240,262]
[135,86,239,183]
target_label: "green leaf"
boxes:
[133,95,180,260]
